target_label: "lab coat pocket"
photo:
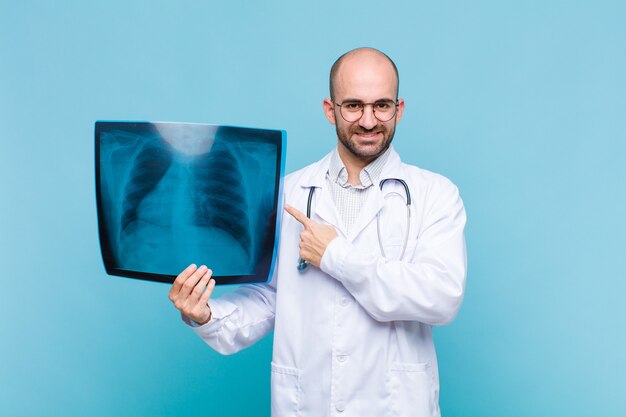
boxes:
[382,238,418,262]
[271,362,301,417]
[387,362,434,417]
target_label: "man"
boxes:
[169,47,467,417]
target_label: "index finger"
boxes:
[284,204,311,227]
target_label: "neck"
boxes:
[337,145,375,186]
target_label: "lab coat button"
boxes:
[340,297,349,306]
[336,401,346,412]
[337,355,347,363]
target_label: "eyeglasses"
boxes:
[334,99,399,123]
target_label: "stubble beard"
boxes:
[335,121,396,162]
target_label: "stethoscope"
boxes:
[297,178,412,271]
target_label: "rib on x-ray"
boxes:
[95,121,285,285]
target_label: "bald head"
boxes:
[329,48,399,100]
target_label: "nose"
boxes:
[358,104,378,130]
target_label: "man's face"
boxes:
[324,53,404,163]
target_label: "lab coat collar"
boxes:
[296,151,340,233]
[299,151,332,189]
[379,146,408,182]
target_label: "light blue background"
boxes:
[1,1,625,416]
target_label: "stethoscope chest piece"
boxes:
[297,258,309,271]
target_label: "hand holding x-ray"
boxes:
[169,264,216,325]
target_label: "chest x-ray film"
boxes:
[95,121,286,285]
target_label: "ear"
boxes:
[395,98,405,123]
[323,98,336,125]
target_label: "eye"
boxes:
[375,101,393,110]
[343,102,362,111]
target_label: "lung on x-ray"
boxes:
[95,121,286,285]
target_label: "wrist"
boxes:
[188,309,211,327]
[196,309,212,326]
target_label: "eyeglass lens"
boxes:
[338,100,397,122]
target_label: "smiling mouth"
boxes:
[355,131,382,139]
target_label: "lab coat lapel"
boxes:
[313,186,347,237]
[297,151,348,237]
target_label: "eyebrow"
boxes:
[340,97,396,103]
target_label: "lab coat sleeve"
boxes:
[183,282,276,355]
[320,178,467,325]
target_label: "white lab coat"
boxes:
[189,146,467,417]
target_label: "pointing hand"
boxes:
[284,204,337,268]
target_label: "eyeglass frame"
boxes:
[332,99,400,123]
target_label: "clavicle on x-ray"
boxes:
[95,121,286,285]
